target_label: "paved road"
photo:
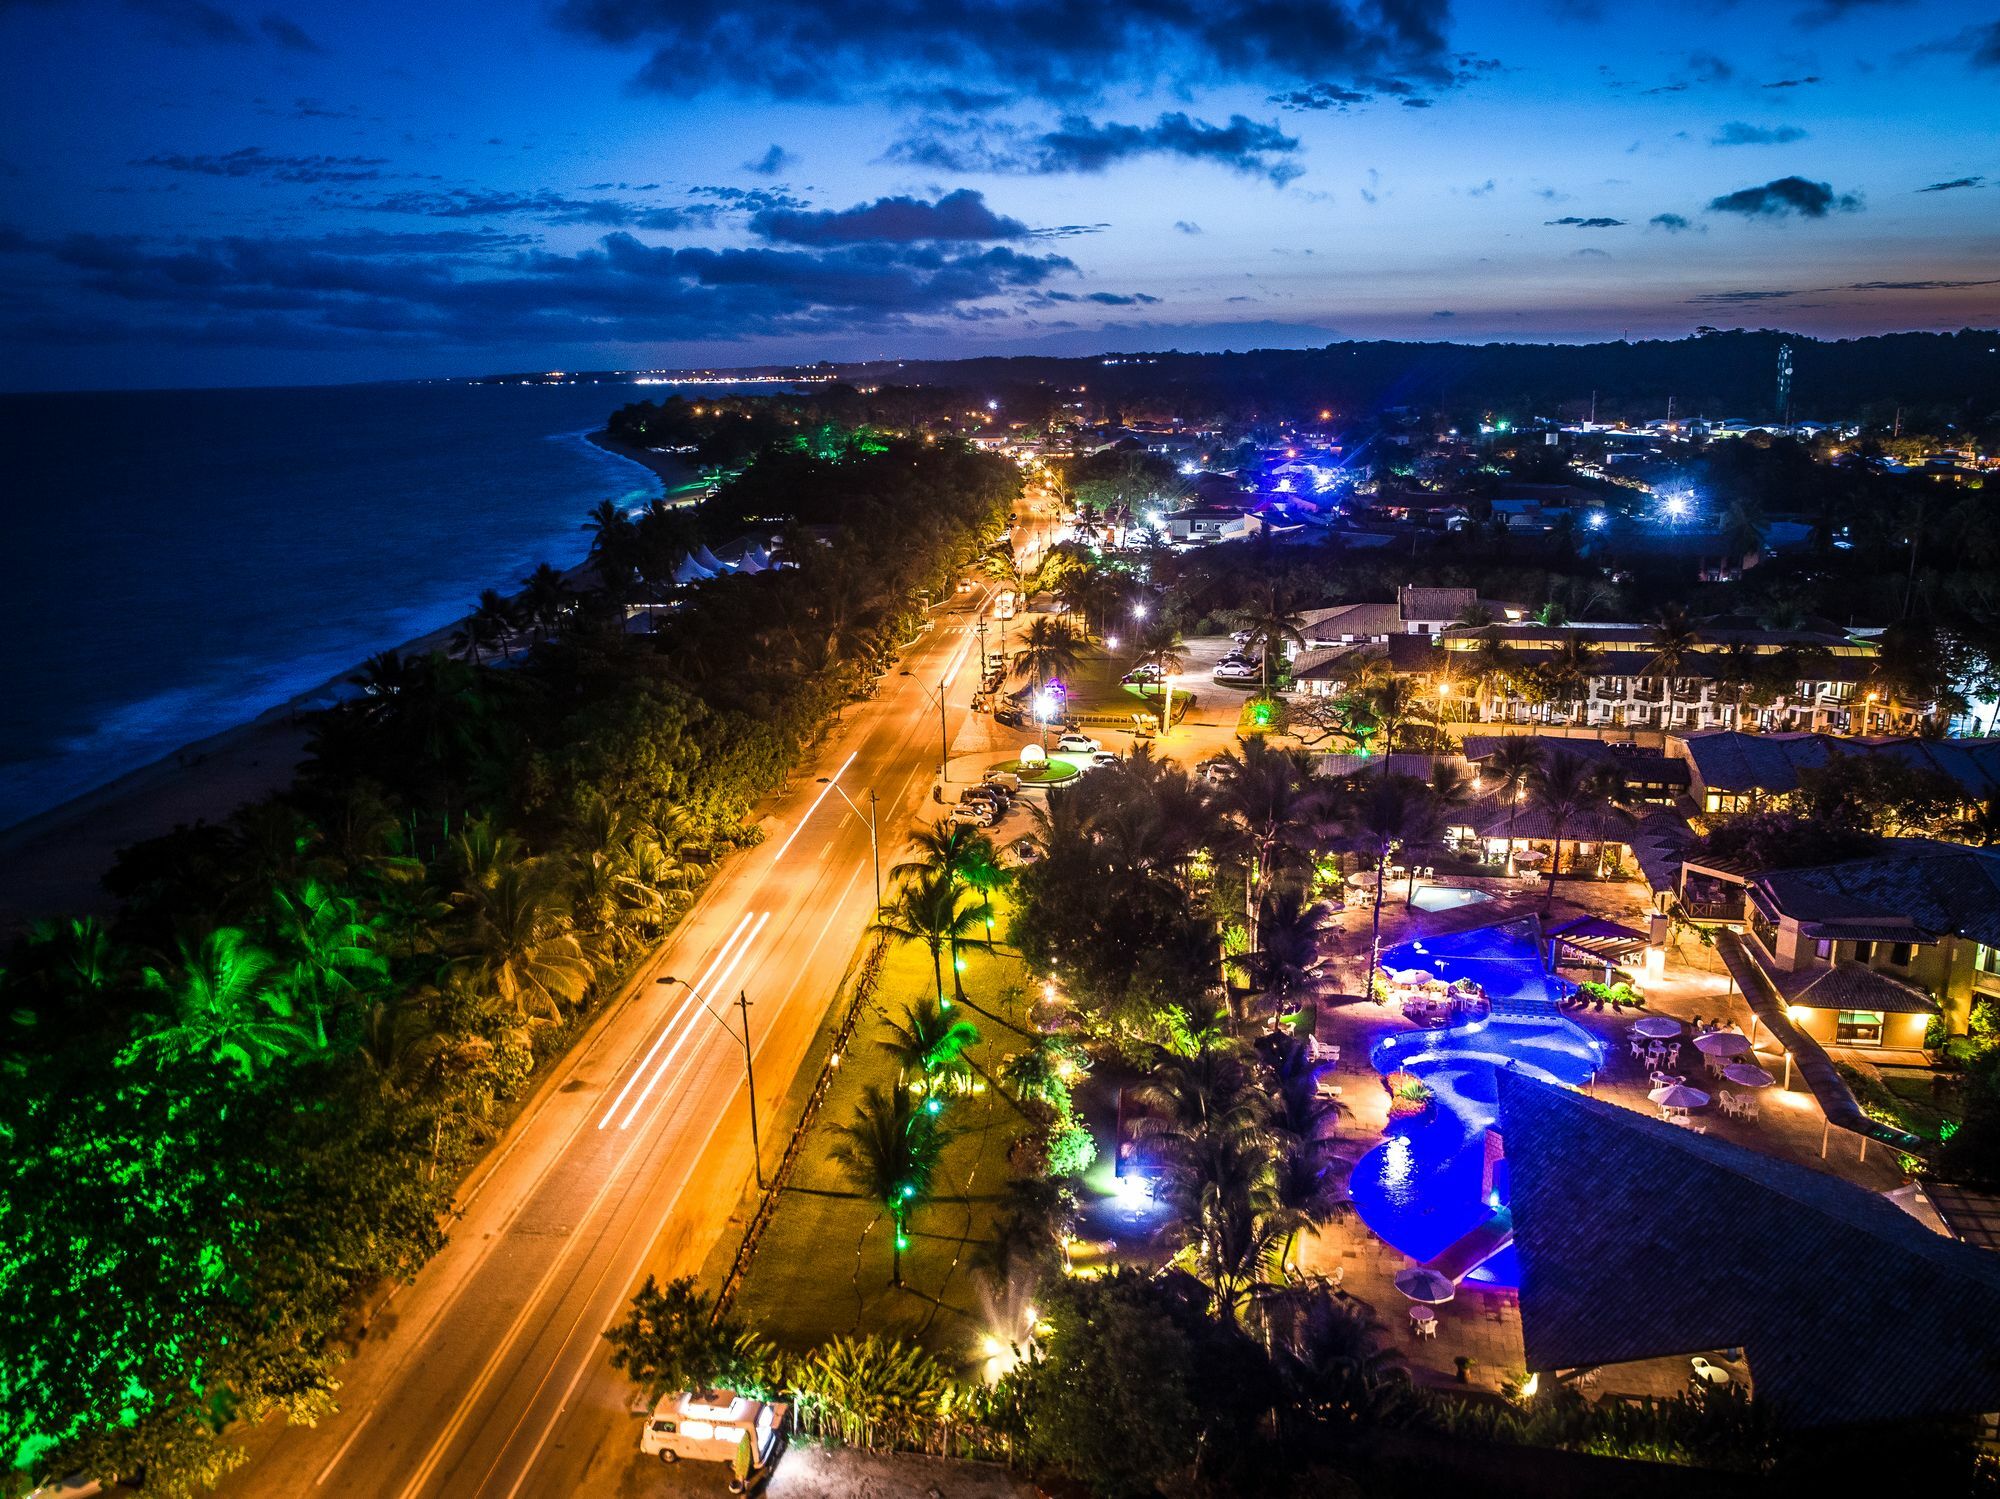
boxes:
[221,594,994,1499]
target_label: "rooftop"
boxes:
[1756,843,2000,949]
[1676,731,2000,798]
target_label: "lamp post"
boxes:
[1863,690,1879,734]
[1105,633,1120,685]
[818,777,881,908]
[655,975,763,1188]
[901,670,950,785]
[1433,678,1451,776]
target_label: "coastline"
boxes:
[585,428,708,502]
[0,425,683,934]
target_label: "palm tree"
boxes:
[1721,495,1768,565]
[519,562,573,642]
[125,927,313,1077]
[1137,622,1189,732]
[1528,751,1616,914]
[270,879,388,1048]
[878,995,981,1094]
[1010,615,1084,693]
[1210,738,1313,924]
[871,868,992,1006]
[1646,603,1699,681]
[1227,584,1307,693]
[1546,632,1600,723]
[1465,625,1514,720]
[1482,735,1541,874]
[457,865,594,1020]
[1346,775,1428,983]
[828,1083,952,1286]
[1356,670,1420,763]
[1714,639,1760,729]
[1234,892,1336,1026]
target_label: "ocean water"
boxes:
[0,380,672,831]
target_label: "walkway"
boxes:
[1714,931,1926,1162]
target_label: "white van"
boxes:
[640,1389,788,1470]
[994,590,1017,620]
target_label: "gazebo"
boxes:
[1544,914,1649,982]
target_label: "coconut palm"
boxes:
[1209,738,1314,923]
[1646,602,1700,682]
[1481,735,1541,873]
[828,1083,952,1286]
[1545,632,1600,723]
[519,562,573,642]
[456,865,593,1020]
[1226,584,1308,693]
[1234,892,1336,1026]
[1346,774,1429,983]
[1529,750,1618,913]
[1136,622,1190,731]
[125,927,313,1078]
[1011,615,1083,693]
[270,879,388,1048]
[878,995,981,1094]
[1355,669,1421,762]
[871,868,993,1005]
[1466,625,1515,718]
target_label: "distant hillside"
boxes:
[833,329,2000,430]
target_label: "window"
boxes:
[1853,941,1873,964]
[1890,942,1914,967]
[1836,1010,1885,1046]
[1976,944,2000,977]
[1815,939,1833,960]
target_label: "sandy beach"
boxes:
[0,427,688,935]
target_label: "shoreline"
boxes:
[0,426,680,933]
[585,428,708,502]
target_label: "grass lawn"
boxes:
[726,923,1034,1362]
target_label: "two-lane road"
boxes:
[224,593,994,1498]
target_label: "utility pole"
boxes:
[737,989,761,1188]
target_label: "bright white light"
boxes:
[1146,510,1164,527]
[1132,602,1149,620]
[1586,510,1607,530]
[1664,496,1690,519]
[986,398,999,411]
[1033,690,1055,722]
[1106,634,1120,650]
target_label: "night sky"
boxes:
[1,0,1995,390]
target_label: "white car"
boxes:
[1089,749,1120,768]
[1213,661,1258,680]
[1230,629,1255,644]
[641,1389,787,1471]
[1055,732,1101,754]
[951,802,997,827]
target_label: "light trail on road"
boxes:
[769,749,857,859]
[594,909,755,1130]
[617,910,769,1130]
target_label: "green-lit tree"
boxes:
[124,928,313,1078]
[828,1083,952,1286]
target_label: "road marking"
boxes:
[595,911,754,1130]
[620,911,768,1129]
[770,750,857,859]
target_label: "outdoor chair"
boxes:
[1665,1043,1682,1068]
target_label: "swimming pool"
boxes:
[1408,886,1493,913]
[1350,922,1605,1288]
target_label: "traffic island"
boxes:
[990,755,1081,788]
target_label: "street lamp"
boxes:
[1033,687,1056,749]
[1105,633,1120,685]
[901,670,950,786]
[817,777,881,908]
[655,974,764,1188]
[1432,678,1451,775]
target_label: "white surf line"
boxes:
[619,910,769,1130]
[595,910,755,1130]
[770,749,857,860]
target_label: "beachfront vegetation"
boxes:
[0,432,1017,1494]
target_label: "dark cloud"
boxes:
[688,185,810,213]
[135,147,389,183]
[554,0,1460,102]
[1029,223,1111,239]
[1796,0,1911,24]
[890,112,1302,185]
[1918,175,1984,192]
[1544,215,1625,227]
[1270,56,1497,111]
[1173,220,1203,234]
[340,187,717,229]
[1706,175,1861,218]
[1710,121,1810,146]
[1430,309,1456,317]
[1649,212,1696,231]
[750,189,1027,245]
[1691,288,1803,303]
[0,225,1078,350]
[125,0,252,45]
[307,228,537,255]
[1846,277,2000,291]
[745,144,797,176]
[1761,75,1822,88]
[1036,290,1162,306]
[257,12,321,51]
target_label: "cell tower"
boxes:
[1776,344,1793,428]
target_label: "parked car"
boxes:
[1089,749,1120,768]
[961,785,1010,812]
[1120,666,1161,685]
[1008,835,1043,865]
[641,1390,788,1472]
[994,705,1024,727]
[1230,629,1254,643]
[1196,755,1235,786]
[951,802,997,827]
[984,768,1023,791]
[1213,661,1257,680]
[1055,732,1102,754]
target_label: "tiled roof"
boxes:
[1398,585,1477,620]
[1289,645,1365,681]
[1758,844,2000,949]
[1462,736,1689,785]
[1460,794,1639,843]
[1677,731,2000,798]
[1383,634,1440,670]
[1299,601,1402,639]
[1497,1071,2000,1429]
[1772,960,1940,1014]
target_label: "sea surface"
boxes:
[0,380,679,831]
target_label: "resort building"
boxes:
[1669,729,2000,817]
[1431,619,1913,735]
[1688,841,2000,1044]
[1289,587,1521,696]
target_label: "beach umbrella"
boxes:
[1393,1268,1456,1304]
[1648,1083,1711,1109]
[1514,848,1548,866]
[1722,1062,1775,1088]
[1632,1016,1683,1040]
[1694,1030,1751,1058]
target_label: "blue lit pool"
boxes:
[1350,921,1605,1288]
[1408,886,1493,913]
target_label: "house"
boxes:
[1672,730,2000,817]
[1497,1072,2000,1430]
[1161,502,1260,544]
[1725,841,2000,1044]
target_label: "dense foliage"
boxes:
[0,434,1016,1493]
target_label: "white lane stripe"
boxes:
[619,910,769,1130]
[771,750,857,860]
[595,911,754,1130]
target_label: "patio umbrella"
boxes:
[1393,1267,1456,1304]
[1694,1030,1751,1058]
[1722,1062,1775,1088]
[1392,968,1435,986]
[1648,1083,1711,1109]
[1632,1016,1683,1040]
[1514,848,1548,866]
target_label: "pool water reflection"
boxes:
[1351,922,1605,1288]
[1408,886,1493,913]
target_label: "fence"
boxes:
[789,1401,1016,1464]
[716,933,892,1315]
